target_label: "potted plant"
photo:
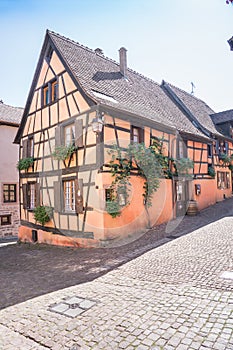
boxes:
[52,144,76,161]
[17,157,34,171]
[33,205,53,226]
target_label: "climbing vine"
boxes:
[107,143,162,218]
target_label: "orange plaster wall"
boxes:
[148,179,173,226]
[18,226,100,248]
[193,179,216,211]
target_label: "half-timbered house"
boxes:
[15,30,233,247]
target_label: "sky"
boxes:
[0,0,233,112]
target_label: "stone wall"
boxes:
[0,204,20,238]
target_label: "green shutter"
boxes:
[35,183,40,207]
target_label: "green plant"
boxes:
[173,158,194,176]
[106,200,121,218]
[208,166,216,178]
[228,164,233,171]
[219,153,231,164]
[33,205,53,226]
[17,157,34,171]
[52,144,76,161]
[107,143,161,213]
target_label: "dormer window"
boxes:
[42,79,58,107]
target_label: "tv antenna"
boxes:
[191,82,196,95]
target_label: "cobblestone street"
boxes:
[0,199,233,349]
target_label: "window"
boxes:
[64,180,75,212]
[22,182,40,210]
[22,137,34,159]
[207,144,212,158]
[64,124,75,146]
[0,215,11,226]
[3,184,17,203]
[178,140,187,159]
[131,126,143,143]
[217,171,230,189]
[42,79,58,106]
[219,141,228,155]
[105,188,114,203]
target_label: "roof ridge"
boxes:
[48,30,121,67]
[165,80,215,111]
[211,108,233,115]
[0,103,23,110]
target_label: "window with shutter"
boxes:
[22,182,40,210]
[42,78,58,107]
[131,126,144,143]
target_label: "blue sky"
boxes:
[0,0,233,112]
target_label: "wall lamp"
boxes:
[91,110,104,134]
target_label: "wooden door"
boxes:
[175,180,188,217]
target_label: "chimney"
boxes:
[119,47,127,78]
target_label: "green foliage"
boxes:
[33,205,53,226]
[173,158,194,176]
[208,166,216,178]
[219,153,231,164]
[149,138,172,178]
[107,143,162,212]
[106,200,121,218]
[52,144,76,161]
[17,157,34,171]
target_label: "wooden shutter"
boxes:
[22,184,28,209]
[22,139,28,158]
[55,125,62,147]
[54,181,62,213]
[139,128,144,143]
[225,141,229,154]
[35,183,40,207]
[75,179,83,214]
[215,140,219,155]
[75,119,83,148]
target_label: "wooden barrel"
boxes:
[186,200,198,216]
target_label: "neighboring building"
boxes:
[14,30,233,247]
[0,102,23,238]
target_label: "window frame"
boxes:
[131,126,144,144]
[64,123,75,147]
[217,171,230,190]
[3,184,17,203]
[42,78,58,107]
[63,179,76,213]
[0,214,11,226]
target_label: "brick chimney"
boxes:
[119,47,127,78]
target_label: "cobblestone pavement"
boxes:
[1,198,233,311]
[0,201,233,349]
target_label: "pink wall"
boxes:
[0,125,19,183]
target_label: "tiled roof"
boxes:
[210,109,233,124]
[49,31,218,140]
[0,102,23,125]
[166,83,220,136]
